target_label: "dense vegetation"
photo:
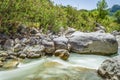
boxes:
[0,0,120,35]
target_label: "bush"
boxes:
[0,0,119,35]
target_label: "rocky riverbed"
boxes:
[0,24,118,68]
[98,49,120,80]
[0,53,109,80]
[0,24,119,80]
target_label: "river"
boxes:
[0,49,119,80]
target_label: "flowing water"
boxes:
[0,49,120,80]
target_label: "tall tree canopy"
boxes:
[97,0,108,19]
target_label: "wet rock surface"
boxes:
[2,59,19,69]
[0,56,104,80]
[54,49,70,60]
[98,54,120,80]
[0,26,118,70]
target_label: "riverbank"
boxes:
[0,25,118,69]
[1,48,120,80]
[0,24,119,80]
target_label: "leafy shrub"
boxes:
[0,0,119,35]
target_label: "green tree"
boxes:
[90,9,99,22]
[114,10,120,23]
[97,0,108,19]
[65,5,79,27]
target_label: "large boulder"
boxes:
[26,52,41,59]
[54,49,70,60]
[53,36,68,50]
[68,31,118,55]
[23,45,45,54]
[22,45,45,58]
[42,40,55,54]
[3,39,14,51]
[97,56,120,80]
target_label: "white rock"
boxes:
[69,31,118,55]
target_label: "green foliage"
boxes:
[114,10,120,23]
[0,0,120,34]
[0,0,54,34]
[97,0,108,19]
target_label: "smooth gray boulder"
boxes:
[68,31,118,55]
[53,36,68,50]
[98,56,120,80]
